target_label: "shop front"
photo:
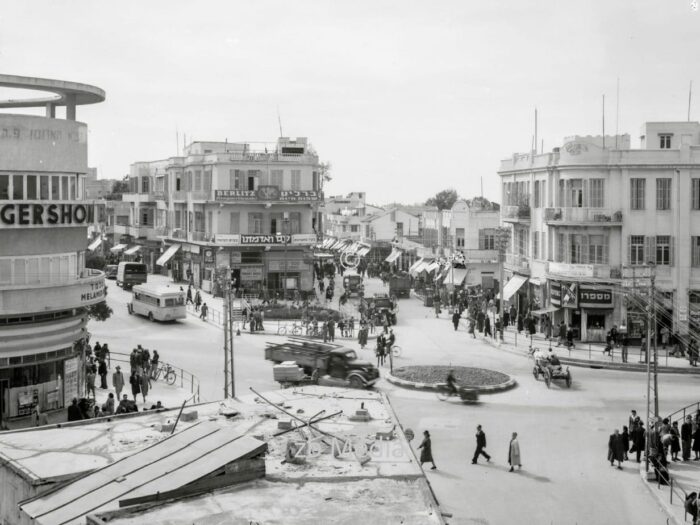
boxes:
[550,280,615,342]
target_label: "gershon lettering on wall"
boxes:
[0,203,95,227]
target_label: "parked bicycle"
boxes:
[152,363,177,385]
[277,322,304,336]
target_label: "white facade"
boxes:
[360,207,421,243]
[498,122,700,342]
[323,192,383,241]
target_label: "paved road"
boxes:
[94,276,695,524]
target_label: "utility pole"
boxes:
[223,274,235,398]
[223,286,230,399]
[644,267,657,473]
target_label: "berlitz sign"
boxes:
[215,187,322,202]
[0,202,95,228]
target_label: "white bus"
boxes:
[128,283,186,322]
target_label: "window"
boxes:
[396,222,404,237]
[456,227,465,248]
[589,179,604,207]
[40,175,49,199]
[656,235,671,265]
[630,235,645,265]
[692,237,700,267]
[174,210,182,228]
[656,178,671,210]
[350,225,359,233]
[185,171,192,191]
[659,134,672,149]
[141,211,150,226]
[26,175,37,200]
[569,234,585,264]
[0,175,8,199]
[69,176,76,199]
[693,179,700,210]
[534,181,541,208]
[230,169,245,190]
[207,211,213,234]
[194,211,204,232]
[175,173,182,191]
[630,178,645,210]
[194,170,202,191]
[141,177,149,193]
[289,212,301,234]
[479,229,496,250]
[248,212,263,234]
[269,213,282,235]
[291,170,301,190]
[203,171,211,191]
[247,170,258,191]
[229,212,240,234]
[533,231,539,259]
[270,169,283,188]
[13,175,23,199]
[589,235,607,264]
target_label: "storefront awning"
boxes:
[531,305,560,316]
[443,268,469,286]
[87,237,103,252]
[156,244,181,266]
[314,252,336,259]
[124,245,141,256]
[425,261,440,273]
[499,275,529,301]
[408,258,424,274]
[356,247,370,257]
[110,243,127,254]
[385,249,401,263]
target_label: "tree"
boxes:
[86,301,113,322]
[104,179,130,200]
[425,188,459,211]
[85,252,107,271]
[466,196,501,211]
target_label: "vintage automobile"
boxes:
[532,349,572,388]
[342,271,363,297]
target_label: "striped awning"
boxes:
[425,261,440,273]
[110,243,127,254]
[408,258,424,275]
[443,268,469,286]
[356,246,371,257]
[124,245,141,256]
[156,244,181,266]
[385,249,401,263]
[87,237,103,252]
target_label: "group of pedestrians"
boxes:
[374,327,396,367]
[418,425,522,473]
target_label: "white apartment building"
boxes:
[499,122,700,343]
[119,137,324,296]
[323,192,383,241]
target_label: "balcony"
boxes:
[546,261,621,280]
[462,249,499,263]
[112,224,161,241]
[504,253,530,274]
[121,191,166,204]
[502,205,531,223]
[0,268,105,316]
[544,207,623,226]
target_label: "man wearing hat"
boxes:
[112,365,125,399]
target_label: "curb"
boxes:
[479,336,700,375]
[385,371,517,394]
[638,464,684,525]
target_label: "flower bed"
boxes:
[261,304,342,321]
[392,365,510,387]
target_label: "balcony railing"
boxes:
[544,207,623,225]
[505,253,530,272]
[502,205,531,222]
[462,249,499,263]
[546,261,620,279]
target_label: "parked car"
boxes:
[105,265,118,279]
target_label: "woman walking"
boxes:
[418,430,437,470]
[508,432,522,472]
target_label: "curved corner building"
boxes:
[0,75,106,420]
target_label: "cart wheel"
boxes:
[291,326,302,336]
[436,389,449,401]
[532,366,539,380]
[544,370,551,388]
[277,326,287,336]
[566,371,572,388]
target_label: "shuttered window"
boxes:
[656,178,672,210]
[629,235,645,265]
[630,179,645,210]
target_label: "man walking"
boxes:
[112,365,125,398]
[200,302,209,321]
[194,290,202,312]
[472,424,491,464]
[682,415,693,461]
[452,310,461,331]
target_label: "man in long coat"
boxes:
[608,429,625,469]
[112,365,125,398]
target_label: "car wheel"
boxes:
[148,312,154,322]
[349,376,363,389]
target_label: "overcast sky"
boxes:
[1,1,698,204]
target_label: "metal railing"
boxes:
[109,351,201,403]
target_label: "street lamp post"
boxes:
[282,215,290,302]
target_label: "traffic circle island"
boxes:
[387,365,516,394]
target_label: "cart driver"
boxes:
[446,369,458,395]
[548,350,561,367]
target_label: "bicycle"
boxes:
[277,322,304,336]
[390,345,402,357]
[435,383,479,403]
[153,364,177,385]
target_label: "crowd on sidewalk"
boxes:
[64,338,166,424]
